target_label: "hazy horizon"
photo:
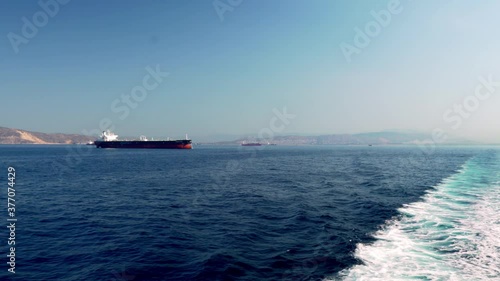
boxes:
[0,124,500,147]
[2,0,500,143]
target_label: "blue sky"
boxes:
[2,0,500,142]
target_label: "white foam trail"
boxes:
[328,156,500,281]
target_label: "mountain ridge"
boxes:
[0,127,95,144]
[209,131,475,145]
[0,126,476,145]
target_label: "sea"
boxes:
[0,145,498,281]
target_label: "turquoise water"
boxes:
[335,149,500,280]
[0,145,497,280]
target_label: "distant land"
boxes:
[0,127,94,144]
[206,131,475,146]
[0,126,476,145]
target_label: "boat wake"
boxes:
[330,151,500,281]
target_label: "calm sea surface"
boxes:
[0,145,498,280]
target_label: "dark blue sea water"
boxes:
[0,145,498,280]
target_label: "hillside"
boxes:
[0,127,95,144]
[214,132,472,145]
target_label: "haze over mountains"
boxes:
[0,126,476,145]
[0,127,94,144]
[216,131,474,146]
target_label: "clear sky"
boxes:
[1,0,500,142]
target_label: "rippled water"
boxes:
[0,145,497,280]
[335,149,500,281]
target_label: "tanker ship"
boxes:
[94,131,192,149]
[241,142,262,147]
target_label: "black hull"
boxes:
[241,143,262,146]
[94,140,192,149]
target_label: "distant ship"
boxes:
[94,131,192,149]
[241,142,262,147]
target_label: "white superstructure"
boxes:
[100,130,118,141]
